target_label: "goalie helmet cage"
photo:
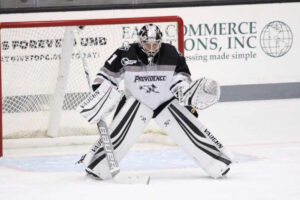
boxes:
[0,16,184,156]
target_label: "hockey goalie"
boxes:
[77,24,232,180]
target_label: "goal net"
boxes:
[0,16,184,156]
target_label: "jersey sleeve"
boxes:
[93,49,125,90]
[170,50,192,91]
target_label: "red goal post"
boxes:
[0,16,184,157]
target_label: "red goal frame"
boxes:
[0,16,184,157]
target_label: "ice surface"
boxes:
[1,99,300,200]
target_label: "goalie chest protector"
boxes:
[102,43,191,110]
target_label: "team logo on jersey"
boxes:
[121,57,137,66]
[134,75,166,82]
[139,84,159,94]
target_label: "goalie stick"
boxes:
[74,26,120,177]
[74,26,150,184]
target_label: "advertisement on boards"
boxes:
[1,2,300,85]
[119,3,300,85]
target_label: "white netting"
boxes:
[1,20,179,139]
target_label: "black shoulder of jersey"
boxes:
[119,42,140,57]
[158,43,182,65]
[161,43,178,51]
[160,43,190,75]
[104,43,139,72]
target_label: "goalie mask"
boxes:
[138,24,163,57]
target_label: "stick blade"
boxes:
[113,174,150,185]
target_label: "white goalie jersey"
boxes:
[93,42,191,110]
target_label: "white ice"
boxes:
[1,99,300,200]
